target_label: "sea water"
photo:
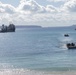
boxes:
[0,27,76,75]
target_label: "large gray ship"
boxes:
[0,24,15,32]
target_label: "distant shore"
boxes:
[15,25,76,29]
[0,25,76,29]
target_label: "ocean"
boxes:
[0,27,76,75]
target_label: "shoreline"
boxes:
[0,69,76,75]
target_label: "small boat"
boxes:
[64,34,69,37]
[66,43,76,49]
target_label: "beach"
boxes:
[0,69,76,75]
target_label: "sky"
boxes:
[0,0,76,27]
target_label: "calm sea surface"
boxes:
[0,27,76,74]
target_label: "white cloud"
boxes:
[46,5,58,12]
[0,0,76,26]
[0,8,5,13]
[62,0,76,12]
[47,0,76,12]
[0,2,16,14]
[18,0,46,13]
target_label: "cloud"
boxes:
[18,0,46,13]
[0,0,76,26]
[0,8,5,13]
[17,0,59,14]
[46,5,58,12]
[62,0,76,12]
[0,2,16,14]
